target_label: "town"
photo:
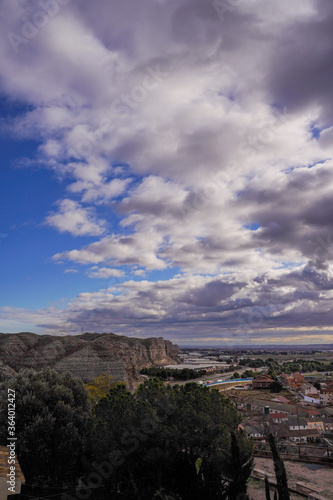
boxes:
[166,347,333,499]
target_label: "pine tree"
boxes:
[269,434,290,500]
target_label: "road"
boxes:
[168,367,266,386]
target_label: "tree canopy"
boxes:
[140,366,208,380]
[0,367,89,487]
[86,372,115,405]
[88,379,253,499]
[0,371,254,499]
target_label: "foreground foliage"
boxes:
[0,370,254,499]
[86,372,115,405]
[0,367,89,486]
[88,379,253,499]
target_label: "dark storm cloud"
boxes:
[267,1,333,125]
[236,162,333,268]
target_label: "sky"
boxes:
[1,0,333,345]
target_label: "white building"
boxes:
[300,383,319,396]
[287,416,308,431]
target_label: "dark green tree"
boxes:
[89,379,254,500]
[0,368,89,487]
[269,381,283,393]
[269,434,290,500]
[224,431,253,499]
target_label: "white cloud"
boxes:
[88,267,124,279]
[54,231,167,269]
[2,265,333,343]
[64,269,79,274]
[44,199,106,236]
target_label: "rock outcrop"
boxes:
[0,332,180,382]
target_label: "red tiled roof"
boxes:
[305,409,320,415]
[289,428,320,437]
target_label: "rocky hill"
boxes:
[0,332,180,383]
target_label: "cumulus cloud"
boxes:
[54,231,167,269]
[1,0,333,342]
[44,199,106,236]
[2,265,333,344]
[88,267,125,279]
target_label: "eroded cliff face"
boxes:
[0,332,180,382]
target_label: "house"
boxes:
[252,374,274,389]
[288,430,308,444]
[286,416,308,431]
[306,419,325,433]
[319,393,330,405]
[239,423,266,440]
[321,383,333,395]
[268,423,321,444]
[250,400,297,415]
[300,407,321,419]
[302,395,321,404]
[300,383,319,397]
[289,428,320,444]
[269,412,289,424]
[279,372,304,390]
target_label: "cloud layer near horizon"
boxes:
[1,0,333,343]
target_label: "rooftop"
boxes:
[269,412,289,419]
[301,408,321,416]
[251,399,297,413]
[289,428,320,437]
[287,416,308,426]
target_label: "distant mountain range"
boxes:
[0,332,180,383]
[182,344,333,350]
